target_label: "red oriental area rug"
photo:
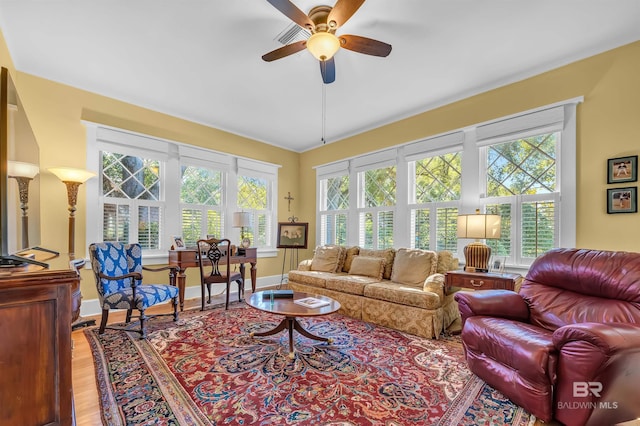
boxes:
[85,305,535,425]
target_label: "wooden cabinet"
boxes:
[0,254,78,426]
[445,270,521,292]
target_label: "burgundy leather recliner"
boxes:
[454,248,640,425]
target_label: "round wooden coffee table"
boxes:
[246,291,341,358]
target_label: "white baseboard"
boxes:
[80,274,287,317]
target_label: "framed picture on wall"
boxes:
[607,187,637,214]
[277,222,308,249]
[607,155,638,184]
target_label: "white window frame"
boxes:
[85,123,280,263]
[317,161,350,246]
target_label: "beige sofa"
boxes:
[287,245,461,339]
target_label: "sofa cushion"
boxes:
[326,275,380,296]
[310,245,343,272]
[348,256,386,280]
[359,248,396,279]
[287,270,343,289]
[342,246,360,272]
[364,282,442,310]
[390,248,438,288]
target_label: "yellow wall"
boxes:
[299,40,640,254]
[1,31,300,299]
[3,29,640,298]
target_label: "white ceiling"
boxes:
[1,1,639,152]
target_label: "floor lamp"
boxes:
[49,166,96,330]
[8,161,39,249]
[49,167,96,255]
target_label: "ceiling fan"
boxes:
[262,0,392,84]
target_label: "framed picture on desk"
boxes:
[172,235,185,250]
[277,222,308,249]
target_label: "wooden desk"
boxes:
[168,247,257,311]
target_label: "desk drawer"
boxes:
[448,275,505,290]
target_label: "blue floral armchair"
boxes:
[89,242,179,338]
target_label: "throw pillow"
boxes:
[359,248,396,279]
[310,245,342,272]
[424,273,445,303]
[342,246,360,272]
[390,248,438,287]
[348,256,386,280]
[436,250,456,274]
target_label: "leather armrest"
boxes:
[454,289,529,323]
[553,322,640,354]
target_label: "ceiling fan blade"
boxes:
[262,40,307,62]
[320,58,336,84]
[339,34,392,57]
[265,0,314,30]
[327,0,366,29]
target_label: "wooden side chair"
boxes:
[197,238,244,310]
[89,242,179,339]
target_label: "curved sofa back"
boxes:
[520,248,640,331]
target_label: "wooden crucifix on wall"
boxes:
[284,192,294,212]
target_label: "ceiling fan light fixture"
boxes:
[306,32,340,61]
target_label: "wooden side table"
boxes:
[445,270,522,292]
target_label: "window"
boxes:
[180,164,223,247]
[319,173,349,246]
[100,151,163,250]
[315,99,579,269]
[85,125,279,260]
[409,151,462,251]
[484,134,559,263]
[358,165,396,249]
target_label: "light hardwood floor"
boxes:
[71,295,227,425]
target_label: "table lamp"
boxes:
[232,211,251,248]
[457,209,501,272]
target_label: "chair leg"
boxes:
[225,283,230,310]
[172,297,179,322]
[207,283,212,305]
[238,280,243,302]
[125,308,133,324]
[201,283,206,311]
[99,309,109,334]
[139,309,147,339]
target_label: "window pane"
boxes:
[206,210,223,239]
[102,152,161,200]
[486,203,512,256]
[103,203,130,242]
[436,207,458,252]
[415,152,461,202]
[181,166,222,205]
[487,133,557,197]
[412,208,430,249]
[181,209,202,247]
[522,201,555,258]
[360,212,374,249]
[335,213,347,246]
[238,176,267,209]
[364,166,396,207]
[325,175,349,210]
[138,206,160,249]
[378,211,394,249]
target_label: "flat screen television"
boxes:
[0,66,50,267]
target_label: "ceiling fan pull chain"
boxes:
[322,83,327,144]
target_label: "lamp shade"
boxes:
[49,167,96,183]
[232,211,250,228]
[457,211,501,240]
[306,32,340,61]
[8,161,39,179]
